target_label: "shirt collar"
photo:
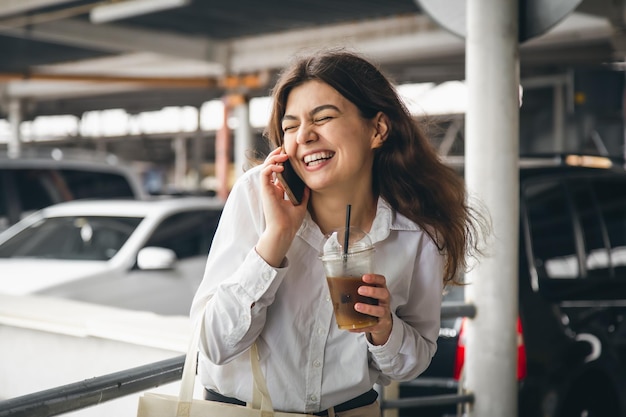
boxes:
[297,197,420,251]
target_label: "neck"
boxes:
[309,190,378,235]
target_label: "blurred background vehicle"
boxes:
[0,197,222,316]
[400,154,626,417]
[0,148,146,232]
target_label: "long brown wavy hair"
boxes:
[264,48,488,285]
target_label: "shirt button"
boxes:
[309,394,317,402]
[317,328,324,335]
[325,296,331,302]
[313,360,321,367]
[262,272,271,281]
[256,284,264,291]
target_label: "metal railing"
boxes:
[0,302,475,417]
[440,301,476,321]
[0,355,184,417]
[379,302,476,416]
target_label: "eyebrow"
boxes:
[282,104,341,122]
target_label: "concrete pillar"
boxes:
[215,98,231,201]
[189,135,203,190]
[8,99,22,159]
[173,135,187,189]
[554,83,565,153]
[464,0,519,416]
[232,95,253,177]
[95,137,107,154]
[190,108,204,190]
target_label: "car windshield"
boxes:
[0,216,142,260]
[525,175,626,279]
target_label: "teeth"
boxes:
[304,152,334,165]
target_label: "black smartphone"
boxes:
[276,157,306,205]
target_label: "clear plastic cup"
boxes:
[320,227,378,330]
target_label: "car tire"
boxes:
[556,368,621,417]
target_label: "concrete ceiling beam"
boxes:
[576,0,626,59]
[227,14,460,73]
[5,80,148,100]
[0,18,226,64]
[227,12,610,73]
[0,0,77,18]
[0,12,614,103]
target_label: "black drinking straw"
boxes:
[343,204,351,259]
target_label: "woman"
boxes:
[190,48,486,416]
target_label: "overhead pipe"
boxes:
[0,72,269,90]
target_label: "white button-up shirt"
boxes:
[190,165,444,413]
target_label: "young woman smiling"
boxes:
[191,48,487,417]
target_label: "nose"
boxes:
[296,124,318,145]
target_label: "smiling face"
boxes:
[281,80,383,198]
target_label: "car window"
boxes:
[525,180,578,278]
[0,170,56,228]
[570,179,612,278]
[524,174,626,290]
[0,168,141,230]
[594,177,626,274]
[0,216,142,261]
[144,210,221,259]
[58,169,137,200]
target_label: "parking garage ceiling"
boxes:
[0,0,622,120]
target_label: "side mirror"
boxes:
[137,247,177,270]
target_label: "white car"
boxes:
[0,197,223,316]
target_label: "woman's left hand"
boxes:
[350,274,393,346]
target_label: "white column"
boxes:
[173,135,187,189]
[8,99,22,159]
[464,0,520,416]
[233,96,253,178]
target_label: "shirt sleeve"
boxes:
[367,237,444,382]
[190,168,288,365]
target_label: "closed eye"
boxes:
[282,124,299,132]
[314,116,333,124]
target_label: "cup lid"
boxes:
[319,227,373,260]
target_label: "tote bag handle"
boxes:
[177,315,274,416]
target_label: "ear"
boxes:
[370,112,390,150]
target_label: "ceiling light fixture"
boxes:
[90,0,190,24]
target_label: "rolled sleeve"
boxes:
[366,234,443,382]
[367,313,404,365]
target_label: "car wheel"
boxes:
[557,369,621,417]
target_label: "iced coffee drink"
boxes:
[320,227,378,330]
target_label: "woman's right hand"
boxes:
[255,148,310,267]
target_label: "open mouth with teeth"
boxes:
[303,151,335,167]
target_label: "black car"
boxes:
[399,154,626,417]
[0,147,146,231]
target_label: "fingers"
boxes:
[354,299,388,319]
[264,148,288,165]
[350,274,393,344]
[260,151,288,187]
[354,274,390,319]
[357,274,389,308]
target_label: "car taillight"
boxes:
[517,317,527,380]
[452,318,466,380]
[453,317,527,381]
